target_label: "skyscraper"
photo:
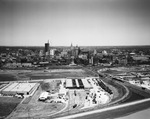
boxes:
[45,40,50,56]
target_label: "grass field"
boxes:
[28,69,96,79]
[0,74,17,81]
[0,68,96,81]
[102,70,123,75]
[0,97,22,118]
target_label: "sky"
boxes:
[0,0,150,46]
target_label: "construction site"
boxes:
[2,76,113,119]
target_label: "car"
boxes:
[15,94,24,99]
[39,92,48,101]
[45,99,53,103]
[51,99,65,103]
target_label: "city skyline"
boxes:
[0,0,150,46]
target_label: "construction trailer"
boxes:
[39,92,49,101]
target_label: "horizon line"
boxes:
[0,45,150,47]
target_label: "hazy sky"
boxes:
[0,0,150,46]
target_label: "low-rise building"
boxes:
[1,82,39,96]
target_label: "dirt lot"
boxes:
[9,83,66,119]
[11,102,65,119]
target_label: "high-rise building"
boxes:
[45,40,50,56]
[75,45,80,58]
[94,49,97,55]
[70,43,73,50]
[50,49,56,57]
[70,43,80,58]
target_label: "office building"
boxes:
[45,40,50,56]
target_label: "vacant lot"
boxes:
[28,69,95,79]
[102,70,123,75]
[11,102,65,119]
[0,68,96,81]
[10,82,66,119]
[0,97,22,118]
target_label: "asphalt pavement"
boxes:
[116,108,150,119]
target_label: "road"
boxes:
[116,107,150,119]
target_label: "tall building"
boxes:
[39,50,44,56]
[50,49,56,58]
[94,49,97,55]
[70,43,73,50]
[75,45,80,58]
[45,40,50,56]
[70,43,74,57]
